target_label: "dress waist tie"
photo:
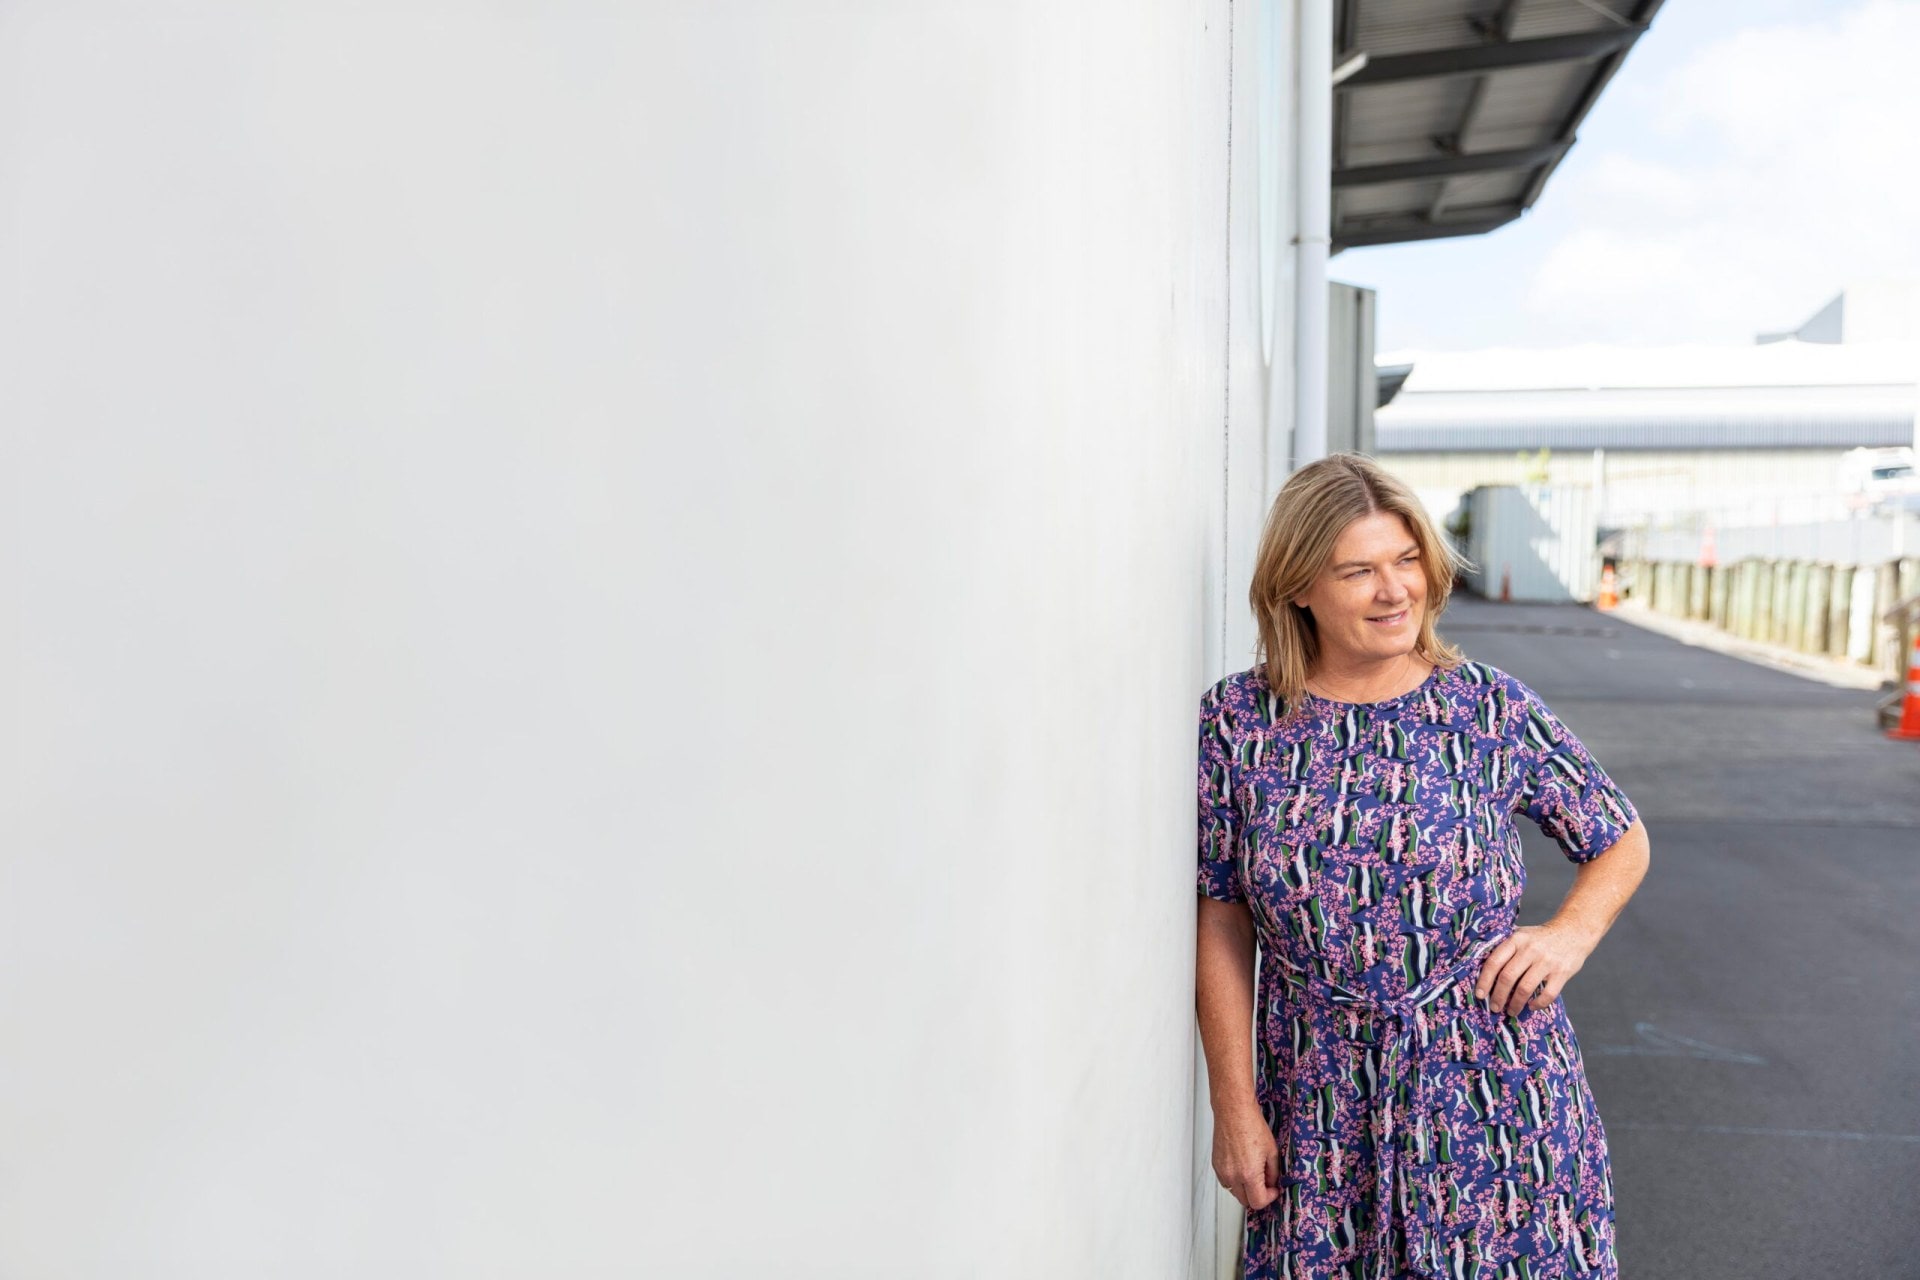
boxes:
[1267,933,1505,1280]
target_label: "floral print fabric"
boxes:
[1198,659,1638,1280]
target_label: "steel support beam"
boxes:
[1336,28,1641,89]
[1333,142,1570,188]
[1333,212,1520,250]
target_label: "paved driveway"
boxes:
[1437,596,1920,1278]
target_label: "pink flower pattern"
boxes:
[1198,659,1637,1279]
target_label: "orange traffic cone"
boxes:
[1698,525,1718,569]
[1596,564,1618,611]
[1890,631,1920,741]
[1500,566,1512,602]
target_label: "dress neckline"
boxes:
[1299,659,1442,711]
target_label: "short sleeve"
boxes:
[1196,680,1247,903]
[1506,677,1639,864]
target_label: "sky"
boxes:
[1335,0,1920,354]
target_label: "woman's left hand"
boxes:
[1474,922,1594,1016]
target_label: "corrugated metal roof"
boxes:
[1375,338,1920,390]
[1373,340,1920,451]
[1378,413,1914,452]
[1332,0,1665,250]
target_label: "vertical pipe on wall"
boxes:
[1291,0,1332,467]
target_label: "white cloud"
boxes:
[1522,0,1920,343]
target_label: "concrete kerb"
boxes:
[1607,598,1886,692]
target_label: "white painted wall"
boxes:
[1464,486,1600,603]
[0,3,1297,1276]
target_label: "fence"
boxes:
[1619,554,1920,688]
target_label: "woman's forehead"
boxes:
[1329,511,1415,560]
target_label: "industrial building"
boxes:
[1373,282,1920,536]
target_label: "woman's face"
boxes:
[1290,511,1428,667]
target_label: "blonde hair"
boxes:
[1249,452,1471,709]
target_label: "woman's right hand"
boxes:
[1211,1100,1281,1211]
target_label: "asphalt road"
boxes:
[1435,596,1920,1278]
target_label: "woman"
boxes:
[1195,454,1650,1280]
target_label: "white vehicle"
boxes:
[1838,446,1919,511]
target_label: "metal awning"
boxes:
[1332,0,1666,253]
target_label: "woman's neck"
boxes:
[1306,650,1430,701]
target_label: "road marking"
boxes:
[1594,1021,1767,1065]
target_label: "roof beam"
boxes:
[1333,212,1520,251]
[1519,0,1668,207]
[1333,142,1571,188]
[1428,0,1529,221]
[1336,28,1642,89]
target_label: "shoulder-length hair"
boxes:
[1249,451,1472,709]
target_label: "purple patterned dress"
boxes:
[1197,658,1638,1280]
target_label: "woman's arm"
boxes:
[1476,818,1652,1015]
[1196,896,1258,1105]
[1550,816,1651,951]
[1197,895,1279,1210]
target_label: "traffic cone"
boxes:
[1889,631,1920,742]
[1698,525,1718,569]
[1500,566,1512,602]
[1596,564,1618,611]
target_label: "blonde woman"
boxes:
[1195,453,1650,1279]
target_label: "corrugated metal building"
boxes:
[1372,332,1920,530]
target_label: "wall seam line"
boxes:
[1221,0,1235,670]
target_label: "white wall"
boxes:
[1464,486,1599,603]
[0,3,1294,1276]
